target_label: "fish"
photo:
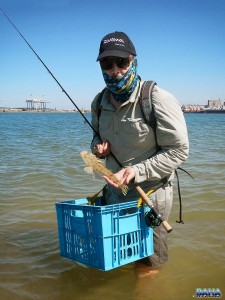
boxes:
[80,150,128,195]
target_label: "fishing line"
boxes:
[0,8,98,135]
[0,8,123,168]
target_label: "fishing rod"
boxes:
[0,8,97,135]
[1,9,172,232]
[0,8,124,167]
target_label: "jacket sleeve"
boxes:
[132,87,189,183]
[90,93,102,153]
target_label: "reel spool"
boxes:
[145,210,163,228]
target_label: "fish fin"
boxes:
[84,167,102,181]
[84,167,94,175]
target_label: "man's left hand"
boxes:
[103,167,135,188]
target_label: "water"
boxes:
[0,112,224,300]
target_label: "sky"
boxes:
[0,0,224,110]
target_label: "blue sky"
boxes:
[0,0,224,110]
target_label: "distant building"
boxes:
[182,98,225,113]
[208,99,223,108]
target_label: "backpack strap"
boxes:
[91,87,107,147]
[98,81,157,127]
[96,87,107,120]
[139,80,157,130]
[140,81,182,222]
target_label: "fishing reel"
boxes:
[145,209,163,228]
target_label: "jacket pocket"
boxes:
[121,118,149,133]
[120,118,151,145]
[99,113,111,131]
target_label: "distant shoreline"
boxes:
[1,108,225,115]
[0,109,91,113]
[183,109,225,114]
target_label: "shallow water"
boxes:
[0,112,224,300]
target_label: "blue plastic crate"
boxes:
[55,197,154,271]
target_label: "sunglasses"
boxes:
[100,57,131,70]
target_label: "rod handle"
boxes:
[161,220,173,233]
[135,185,173,233]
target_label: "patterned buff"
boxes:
[102,60,139,102]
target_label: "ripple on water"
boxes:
[1,113,225,300]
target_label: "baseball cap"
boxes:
[97,31,137,61]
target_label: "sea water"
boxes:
[0,112,224,300]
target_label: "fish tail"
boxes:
[122,185,129,195]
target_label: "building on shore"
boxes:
[182,99,225,113]
[26,96,50,111]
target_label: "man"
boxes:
[91,31,189,278]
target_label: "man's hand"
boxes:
[94,141,111,157]
[103,167,135,188]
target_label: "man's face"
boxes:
[99,56,133,79]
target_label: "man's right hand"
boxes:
[94,141,111,157]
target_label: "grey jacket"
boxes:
[91,80,189,188]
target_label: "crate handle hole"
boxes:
[71,210,84,218]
